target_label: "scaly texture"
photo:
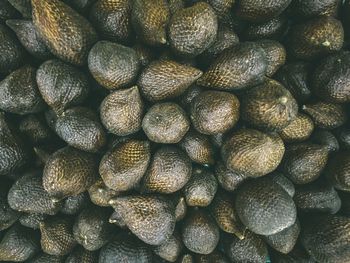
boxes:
[19,213,47,230]
[19,114,55,145]
[244,16,288,40]
[0,195,20,231]
[291,0,340,18]
[311,130,339,152]
[279,113,314,142]
[256,39,286,76]
[65,247,97,263]
[8,0,32,18]
[28,253,65,263]
[153,233,183,262]
[215,161,248,191]
[60,192,89,215]
[88,178,119,207]
[326,151,350,191]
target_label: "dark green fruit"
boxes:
[279,113,314,142]
[311,129,339,152]
[179,254,193,263]
[88,178,119,207]
[54,107,106,152]
[43,146,98,200]
[100,86,144,136]
[8,172,63,215]
[182,209,220,255]
[256,40,286,76]
[215,161,248,191]
[190,90,240,135]
[153,233,183,262]
[88,41,140,89]
[301,215,350,263]
[131,0,170,46]
[89,0,132,43]
[288,17,344,60]
[7,0,32,18]
[197,42,267,90]
[99,233,153,263]
[241,79,298,132]
[60,192,89,215]
[19,213,47,230]
[6,19,51,60]
[40,216,77,256]
[0,224,40,261]
[142,146,192,194]
[65,246,97,263]
[312,51,350,103]
[28,253,65,263]
[138,60,202,102]
[0,195,20,231]
[221,129,285,177]
[99,139,151,191]
[73,206,113,251]
[142,102,190,144]
[244,16,288,40]
[168,2,218,56]
[0,66,46,115]
[32,0,97,65]
[326,151,350,191]
[291,0,340,18]
[36,59,89,115]
[0,0,19,21]
[281,143,329,184]
[235,177,297,235]
[109,195,175,245]
[269,172,295,197]
[19,114,55,145]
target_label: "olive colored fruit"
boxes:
[7,0,31,18]
[242,79,298,132]
[29,253,65,263]
[209,191,246,239]
[88,178,119,207]
[291,0,340,18]
[142,102,190,144]
[88,41,140,90]
[207,0,235,26]
[302,101,347,129]
[73,206,113,251]
[0,66,46,115]
[40,216,77,256]
[336,128,350,150]
[153,233,183,262]
[288,17,343,60]
[301,215,350,263]
[311,129,339,152]
[0,113,28,175]
[8,172,63,215]
[54,107,106,152]
[215,161,247,191]
[64,0,95,13]
[109,195,175,245]
[36,59,89,115]
[270,244,315,263]
[326,151,350,191]
[169,2,218,56]
[0,195,20,231]
[19,114,55,145]
[195,251,230,263]
[60,192,89,215]
[244,16,288,40]
[279,113,314,143]
[100,86,144,136]
[197,42,267,90]
[190,90,240,135]
[224,230,268,263]
[281,143,329,184]
[235,177,297,235]
[6,19,51,60]
[32,0,97,65]
[65,246,97,263]
[269,172,295,197]
[179,85,203,110]
[294,179,341,214]
[182,209,219,255]
[275,62,311,103]
[264,220,300,254]
[179,129,214,165]
[19,213,47,230]
[131,0,170,46]
[221,129,285,177]
[43,146,98,200]
[0,224,40,261]
[142,146,192,194]
[0,0,19,21]
[312,51,350,103]
[175,195,187,222]
[99,232,153,263]
[168,0,184,14]
[89,0,132,43]
[256,40,286,77]
[99,139,151,191]
[184,167,218,207]
[138,60,202,102]
[0,24,25,74]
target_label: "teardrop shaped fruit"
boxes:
[100,86,144,136]
[215,161,248,191]
[138,60,202,102]
[31,0,98,65]
[256,40,286,77]
[168,2,218,57]
[88,41,140,89]
[281,143,329,184]
[326,151,350,191]
[221,129,285,177]
[109,195,175,245]
[197,42,267,90]
[279,113,314,142]
[36,59,89,115]
[241,79,298,132]
[43,146,98,200]
[0,66,46,115]
[65,246,97,263]
[153,233,183,262]
[99,139,151,191]
[88,178,119,207]
[235,177,297,235]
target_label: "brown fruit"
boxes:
[215,161,248,191]
[291,0,340,18]
[256,40,286,76]
[326,151,350,192]
[279,113,314,142]
[88,178,119,207]
[65,247,97,263]
[244,16,288,40]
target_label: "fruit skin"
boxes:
[326,151,350,192]
[0,194,20,231]
[311,130,339,153]
[256,40,286,77]
[153,233,183,262]
[235,177,297,235]
[60,192,89,215]
[279,113,314,143]
[7,0,32,18]
[19,213,47,230]
[28,252,65,263]
[88,178,119,207]
[244,16,288,40]
[31,0,98,65]
[65,246,97,263]
[88,41,140,90]
[168,2,218,57]
[291,0,340,18]
[221,129,285,177]
[215,161,247,191]
[197,42,267,90]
